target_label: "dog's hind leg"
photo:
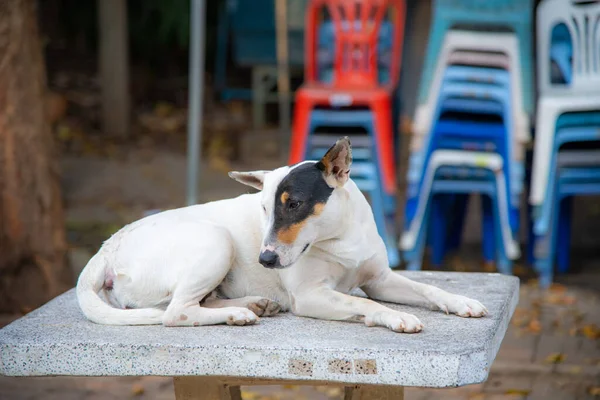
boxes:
[163,298,259,327]
[161,224,259,327]
[203,296,281,317]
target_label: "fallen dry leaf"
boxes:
[512,263,528,277]
[526,278,539,288]
[505,389,531,396]
[131,384,144,396]
[282,384,299,390]
[589,386,600,396]
[569,327,579,336]
[19,306,33,315]
[549,283,567,293]
[400,114,413,135]
[482,261,496,272]
[545,353,566,364]
[552,318,561,328]
[527,319,542,334]
[582,324,600,340]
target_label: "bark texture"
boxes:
[0,0,69,312]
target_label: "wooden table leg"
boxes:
[174,377,404,400]
[173,377,242,400]
[344,384,405,400]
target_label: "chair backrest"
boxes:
[537,0,600,95]
[304,0,405,88]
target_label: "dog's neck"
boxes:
[311,186,377,269]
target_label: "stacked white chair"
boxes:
[529,0,600,287]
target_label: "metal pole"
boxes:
[186,0,207,206]
[275,0,291,152]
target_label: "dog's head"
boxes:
[229,137,352,269]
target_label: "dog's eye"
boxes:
[288,200,301,210]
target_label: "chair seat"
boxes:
[440,98,505,116]
[296,84,394,105]
[434,120,506,140]
[555,111,600,131]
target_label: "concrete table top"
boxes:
[0,271,518,388]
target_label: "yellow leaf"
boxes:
[282,384,299,390]
[241,390,260,400]
[545,353,566,364]
[589,386,600,395]
[131,384,144,396]
[505,389,531,396]
[582,324,600,340]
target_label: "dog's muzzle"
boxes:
[258,250,281,269]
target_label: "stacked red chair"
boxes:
[289,0,406,266]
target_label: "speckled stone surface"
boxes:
[0,271,518,387]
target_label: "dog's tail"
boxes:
[76,252,164,325]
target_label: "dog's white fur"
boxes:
[77,141,487,331]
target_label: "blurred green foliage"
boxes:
[129,0,191,60]
[40,0,219,69]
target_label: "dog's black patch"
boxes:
[272,162,333,244]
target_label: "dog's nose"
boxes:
[258,250,280,268]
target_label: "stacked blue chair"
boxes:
[529,0,600,287]
[400,0,534,272]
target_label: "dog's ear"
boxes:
[316,136,352,188]
[228,170,269,190]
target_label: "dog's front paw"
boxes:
[247,298,281,317]
[366,311,424,333]
[226,308,259,326]
[433,294,488,318]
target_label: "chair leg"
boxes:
[402,192,433,271]
[533,193,559,288]
[174,377,241,400]
[481,195,496,264]
[526,205,536,266]
[447,194,469,251]
[556,196,572,274]
[430,195,448,267]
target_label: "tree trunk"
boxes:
[0,0,69,313]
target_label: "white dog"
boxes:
[77,137,487,332]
